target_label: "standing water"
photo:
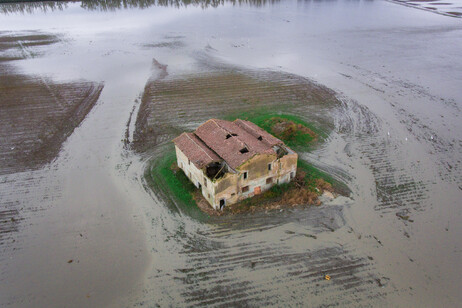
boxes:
[0,0,461,306]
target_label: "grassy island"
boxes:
[148,112,348,217]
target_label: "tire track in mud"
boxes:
[132,57,390,306]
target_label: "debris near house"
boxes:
[173,119,298,211]
[170,163,339,217]
[218,170,337,215]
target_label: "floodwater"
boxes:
[1,0,461,306]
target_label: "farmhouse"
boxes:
[173,119,298,210]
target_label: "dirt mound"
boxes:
[269,117,317,142]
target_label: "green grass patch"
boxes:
[224,110,327,151]
[148,148,207,219]
[148,149,349,216]
[226,158,348,212]
[298,159,333,189]
[147,111,349,216]
[297,159,349,195]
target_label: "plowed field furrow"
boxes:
[0,32,104,245]
[134,69,337,152]
[334,99,431,216]
[134,61,389,305]
[170,243,380,306]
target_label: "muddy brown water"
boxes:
[1,0,462,307]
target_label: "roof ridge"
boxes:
[185,132,214,161]
[210,119,248,149]
[234,119,267,146]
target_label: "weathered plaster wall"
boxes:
[176,146,298,210]
[175,146,215,206]
[213,172,239,208]
[214,152,298,206]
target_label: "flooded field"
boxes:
[0,33,103,176]
[1,0,461,307]
[387,0,462,18]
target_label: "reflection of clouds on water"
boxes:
[0,0,280,14]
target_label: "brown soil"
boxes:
[0,32,103,248]
[132,67,339,153]
[270,117,318,141]
[0,32,104,175]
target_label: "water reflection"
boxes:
[0,1,69,14]
[0,0,280,14]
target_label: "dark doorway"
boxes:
[219,198,225,210]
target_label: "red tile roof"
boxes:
[234,119,282,147]
[173,119,284,170]
[172,132,221,169]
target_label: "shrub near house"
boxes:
[173,119,298,210]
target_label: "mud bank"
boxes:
[0,32,103,251]
[0,32,103,175]
[132,63,339,154]
[0,29,150,307]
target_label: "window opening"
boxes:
[242,186,249,193]
[219,199,225,210]
[266,177,273,184]
[243,171,248,180]
[257,136,263,141]
[268,163,272,171]
[240,147,249,154]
